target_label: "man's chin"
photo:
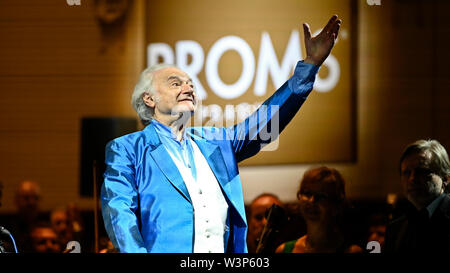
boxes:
[171,109,195,120]
[173,104,196,114]
[407,193,435,208]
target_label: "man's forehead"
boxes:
[402,151,432,168]
[155,67,191,81]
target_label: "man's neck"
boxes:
[153,113,191,142]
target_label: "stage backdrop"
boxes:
[145,0,356,165]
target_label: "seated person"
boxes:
[276,167,362,253]
[30,222,62,253]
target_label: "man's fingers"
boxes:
[323,15,338,34]
[303,23,312,41]
[331,19,342,39]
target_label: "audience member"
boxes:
[98,236,118,253]
[29,222,62,253]
[50,207,74,249]
[366,212,388,251]
[385,139,450,253]
[9,180,48,252]
[246,193,283,253]
[66,203,84,238]
[276,167,363,253]
[15,180,42,221]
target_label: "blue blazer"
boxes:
[100,61,319,253]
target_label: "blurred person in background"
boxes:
[50,207,74,250]
[15,180,42,224]
[246,193,283,253]
[366,212,387,252]
[65,203,85,244]
[276,167,363,253]
[29,222,62,253]
[10,180,48,252]
[98,236,118,253]
[385,139,450,253]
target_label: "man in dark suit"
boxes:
[385,139,450,253]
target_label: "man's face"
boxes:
[51,211,70,236]
[368,225,386,248]
[248,196,282,240]
[400,151,444,209]
[145,67,197,119]
[15,182,40,214]
[31,227,61,253]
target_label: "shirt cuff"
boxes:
[288,60,320,98]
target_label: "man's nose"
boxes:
[305,195,316,203]
[46,241,54,250]
[261,218,267,227]
[181,83,194,93]
[407,171,416,183]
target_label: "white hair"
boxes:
[131,63,178,125]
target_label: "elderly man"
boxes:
[101,15,342,253]
[385,139,450,253]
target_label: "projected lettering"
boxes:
[147,30,340,101]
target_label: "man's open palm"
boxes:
[303,15,342,66]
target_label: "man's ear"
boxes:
[143,92,156,108]
[442,176,450,193]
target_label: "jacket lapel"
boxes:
[144,124,192,204]
[190,136,230,189]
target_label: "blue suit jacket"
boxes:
[100,61,319,253]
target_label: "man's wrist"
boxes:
[304,56,320,67]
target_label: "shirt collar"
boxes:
[151,119,187,142]
[426,193,446,218]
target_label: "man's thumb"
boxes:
[303,23,312,40]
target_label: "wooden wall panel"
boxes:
[0,0,145,212]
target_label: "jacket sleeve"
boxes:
[100,139,147,253]
[226,60,319,162]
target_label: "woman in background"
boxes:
[276,167,363,253]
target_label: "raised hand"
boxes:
[303,15,342,66]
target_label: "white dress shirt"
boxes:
[166,136,228,253]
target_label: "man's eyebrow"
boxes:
[167,75,192,82]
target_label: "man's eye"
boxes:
[315,193,328,201]
[402,170,410,177]
[301,191,312,198]
[254,214,264,221]
[171,82,180,86]
[416,168,432,177]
